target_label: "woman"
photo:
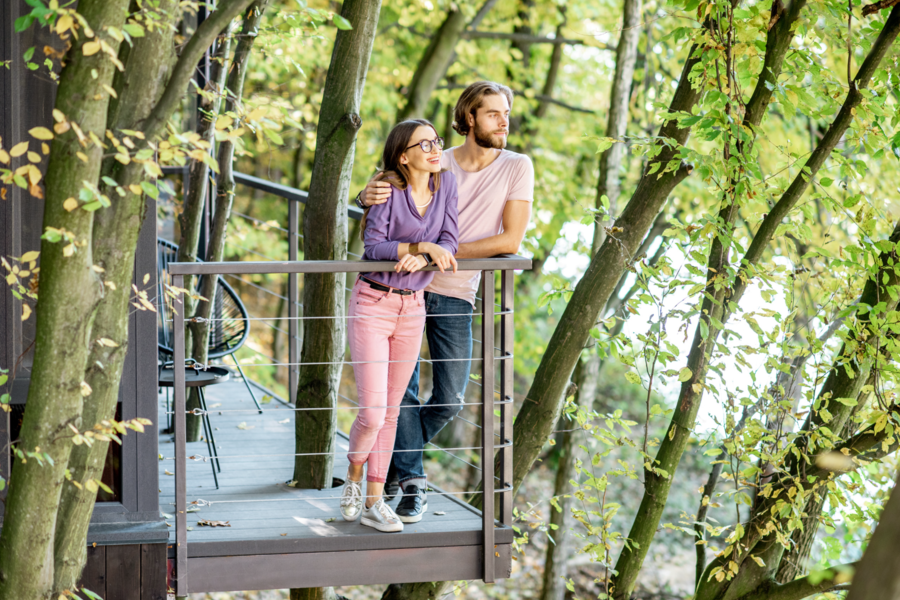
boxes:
[340,119,459,533]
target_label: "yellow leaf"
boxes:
[82,41,101,56]
[102,83,118,99]
[27,151,41,164]
[21,304,31,321]
[27,164,42,185]
[98,338,119,347]
[56,14,73,34]
[751,556,765,568]
[247,108,266,121]
[0,149,9,164]
[52,109,66,123]
[215,116,233,130]
[63,243,75,257]
[81,381,92,396]
[54,121,71,135]
[29,127,54,141]
[41,143,50,155]
[5,273,15,285]
[76,152,88,163]
[143,273,150,284]
[129,184,142,195]
[10,142,28,157]
[20,251,39,262]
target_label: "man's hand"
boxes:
[360,172,392,207]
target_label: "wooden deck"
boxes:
[158,375,512,592]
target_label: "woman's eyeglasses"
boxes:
[405,137,444,153]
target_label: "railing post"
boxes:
[481,270,495,583]
[288,200,299,400]
[173,276,188,596]
[499,269,514,528]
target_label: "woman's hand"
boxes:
[422,243,458,273]
[395,253,427,273]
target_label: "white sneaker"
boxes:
[340,477,363,521]
[361,498,404,533]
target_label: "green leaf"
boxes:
[23,47,35,62]
[263,127,284,145]
[14,15,36,33]
[81,201,103,212]
[123,23,145,38]
[624,371,642,385]
[678,367,693,382]
[140,181,160,200]
[82,588,104,600]
[102,176,119,188]
[833,397,858,407]
[333,14,352,30]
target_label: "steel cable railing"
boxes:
[167,258,523,595]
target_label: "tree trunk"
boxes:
[51,1,181,590]
[591,0,642,252]
[539,358,593,600]
[291,1,381,597]
[0,2,129,596]
[396,0,498,121]
[177,19,236,441]
[190,0,271,412]
[846,469,900,600]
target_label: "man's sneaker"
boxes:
[384,461,400,502]
[340,477,363,522]
[396,483,427,523]
[361,498,404,533]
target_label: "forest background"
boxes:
[3,0,900,599]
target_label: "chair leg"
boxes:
[230,354,263,413]
[198,388,220,490]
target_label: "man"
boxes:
[356,81,534,523]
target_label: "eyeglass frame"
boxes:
[405,137,445,153]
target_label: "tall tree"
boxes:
[290,0,381,598]
[396,0,498,121]
[0,1,256,596]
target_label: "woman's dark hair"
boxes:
[361,119,443,239]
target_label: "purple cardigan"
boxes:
[362,172,459,291]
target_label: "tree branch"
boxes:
[141,0,257,139]
[732,565,856,600]
[462,30,617,50]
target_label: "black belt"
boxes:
[360,276,415,296]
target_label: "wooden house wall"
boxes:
[77,543,167,600]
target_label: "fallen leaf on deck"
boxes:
[186,507,200,513]
[164,469,174,476]
[162,513,174,519]
[324,517,336,522]
[165,521,172,527]
[197,519,231,527]
[434,511,446,516]
[209,403,222,408]
[187,527,194,531]
[278,418,290,424]
[285,480,298,488]
[280,533,288,536]
[236,422,254,430]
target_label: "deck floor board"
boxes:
[158,377,501,556]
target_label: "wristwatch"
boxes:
[421,252,433,265]
[354,191,366,210]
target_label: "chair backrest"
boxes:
[156,238,250,360]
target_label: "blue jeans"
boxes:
[393,292,473,484]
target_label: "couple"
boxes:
[340,81,534,533]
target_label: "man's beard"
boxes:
[473,122,507,149]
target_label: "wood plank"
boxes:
[105,544,141,600]
[76,545,106,599]
[140,544,167,600]
[186,544,514,593]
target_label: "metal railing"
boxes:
[167,256,527,595]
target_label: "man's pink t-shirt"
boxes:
[425,147,534,305]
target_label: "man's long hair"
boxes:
[451,81,514,137]
[360,119,443,239]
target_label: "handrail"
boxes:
[167,255,532,276]
[159,165,365,220]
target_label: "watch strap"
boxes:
[421,253,433,265]
[354,191,366,209]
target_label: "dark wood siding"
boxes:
[77,544,166,600]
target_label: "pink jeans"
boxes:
[347,279,426,483]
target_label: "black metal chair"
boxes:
[156,238,262,413]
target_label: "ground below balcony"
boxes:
[158,374,512,592]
